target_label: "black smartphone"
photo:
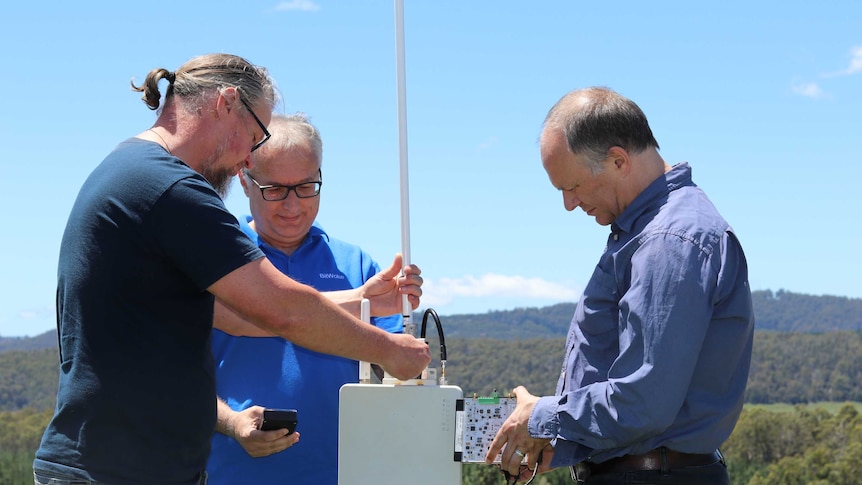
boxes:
[260,408,298,434]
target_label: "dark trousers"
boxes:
[34,470,207,485]
[575,459,729,484]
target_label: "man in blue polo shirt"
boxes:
[206,113,418,484]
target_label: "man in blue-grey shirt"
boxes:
[487,87,754,485]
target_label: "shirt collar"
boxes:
[240,215,331,251]
[612,162,694,234]
[307,221,330,242]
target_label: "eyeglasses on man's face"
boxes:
[238,96,271,152]
[245,170,322,201]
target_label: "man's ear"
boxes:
[216,86,240,116]
[238,171,251,197]
[607,146,631,175]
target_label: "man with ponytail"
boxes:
[34,54,429,485]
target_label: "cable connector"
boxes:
[420,308,448,386]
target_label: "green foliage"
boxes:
[0,408,53,452]
[462,463,504,484]
[0,451,36,485]
[461,462,573,484]
[0,331,55,352]
[2,290,860,354]
[432,303,578,339]
[0,348,59,411]
[4,291,862,484]
[745,331,862,404]
[428,290,862,340]
[438,338,565,397]
[752,290,862,332]
[724,403,862,485]
[0,408,53,485]
[438,331,862,405]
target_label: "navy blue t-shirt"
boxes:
[34,139,263,484]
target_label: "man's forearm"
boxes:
[209,258,428,380]
[214,289,364,337]
[215,398,237,438]
[213,299,276,337]
[320,288,363,318]
[211,259,393,363]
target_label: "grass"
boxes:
[743,401,862,414]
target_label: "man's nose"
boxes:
[281,189,301,205]
[563,191,580,212]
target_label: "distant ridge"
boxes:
[750,289,862,332]
[0,330,55,353]
[432,289,862,340]
[2,291,861,411]
[2,289,860,353]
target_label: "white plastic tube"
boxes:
[394,0,415,336]
[358,298,372,383]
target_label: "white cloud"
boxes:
[845,45,862,74]
[18,308,49,319]
[420,273,581,311]
[821,45,862,78]
[791,82,823,99]
[274,0,320,12]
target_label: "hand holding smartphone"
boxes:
[260,408,298,434]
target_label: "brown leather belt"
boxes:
[587,448,721,476]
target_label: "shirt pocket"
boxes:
[576,263,619,336]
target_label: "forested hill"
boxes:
[749,290,862,332]
[2,289,861,351]
[1,290,861,412]
[0,330,54,352]
[434,289,862,339]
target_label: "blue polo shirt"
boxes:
[206,217,400,484]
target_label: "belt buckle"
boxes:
[571,462,591,483]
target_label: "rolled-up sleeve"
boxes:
[529,396,561,439]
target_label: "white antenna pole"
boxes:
[395,0,415,337]
[358,299,372,383]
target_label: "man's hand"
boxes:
[377,333,431,380]
[213,253,422,337]
[359,253,423,316]
[218,403,299,458]
[485,386,553,478]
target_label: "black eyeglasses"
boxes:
[238,96,271,152]
[245,170,322,201]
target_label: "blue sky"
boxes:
[1,1,860,337]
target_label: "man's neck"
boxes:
[249,220,307,256]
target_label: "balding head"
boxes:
[542,87,659,173]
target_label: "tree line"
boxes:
[433,332,862,404]
[3,331,861,484]
[6,331,860,414]
[5,290,861,348]
[428,289,862,340]
[2,290,861,484]
[5,403,860,485]
[456,403,862,485]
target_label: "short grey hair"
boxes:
[544,86,659,173]
[242,113,324,185]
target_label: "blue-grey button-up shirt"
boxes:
[529,162,754,467]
